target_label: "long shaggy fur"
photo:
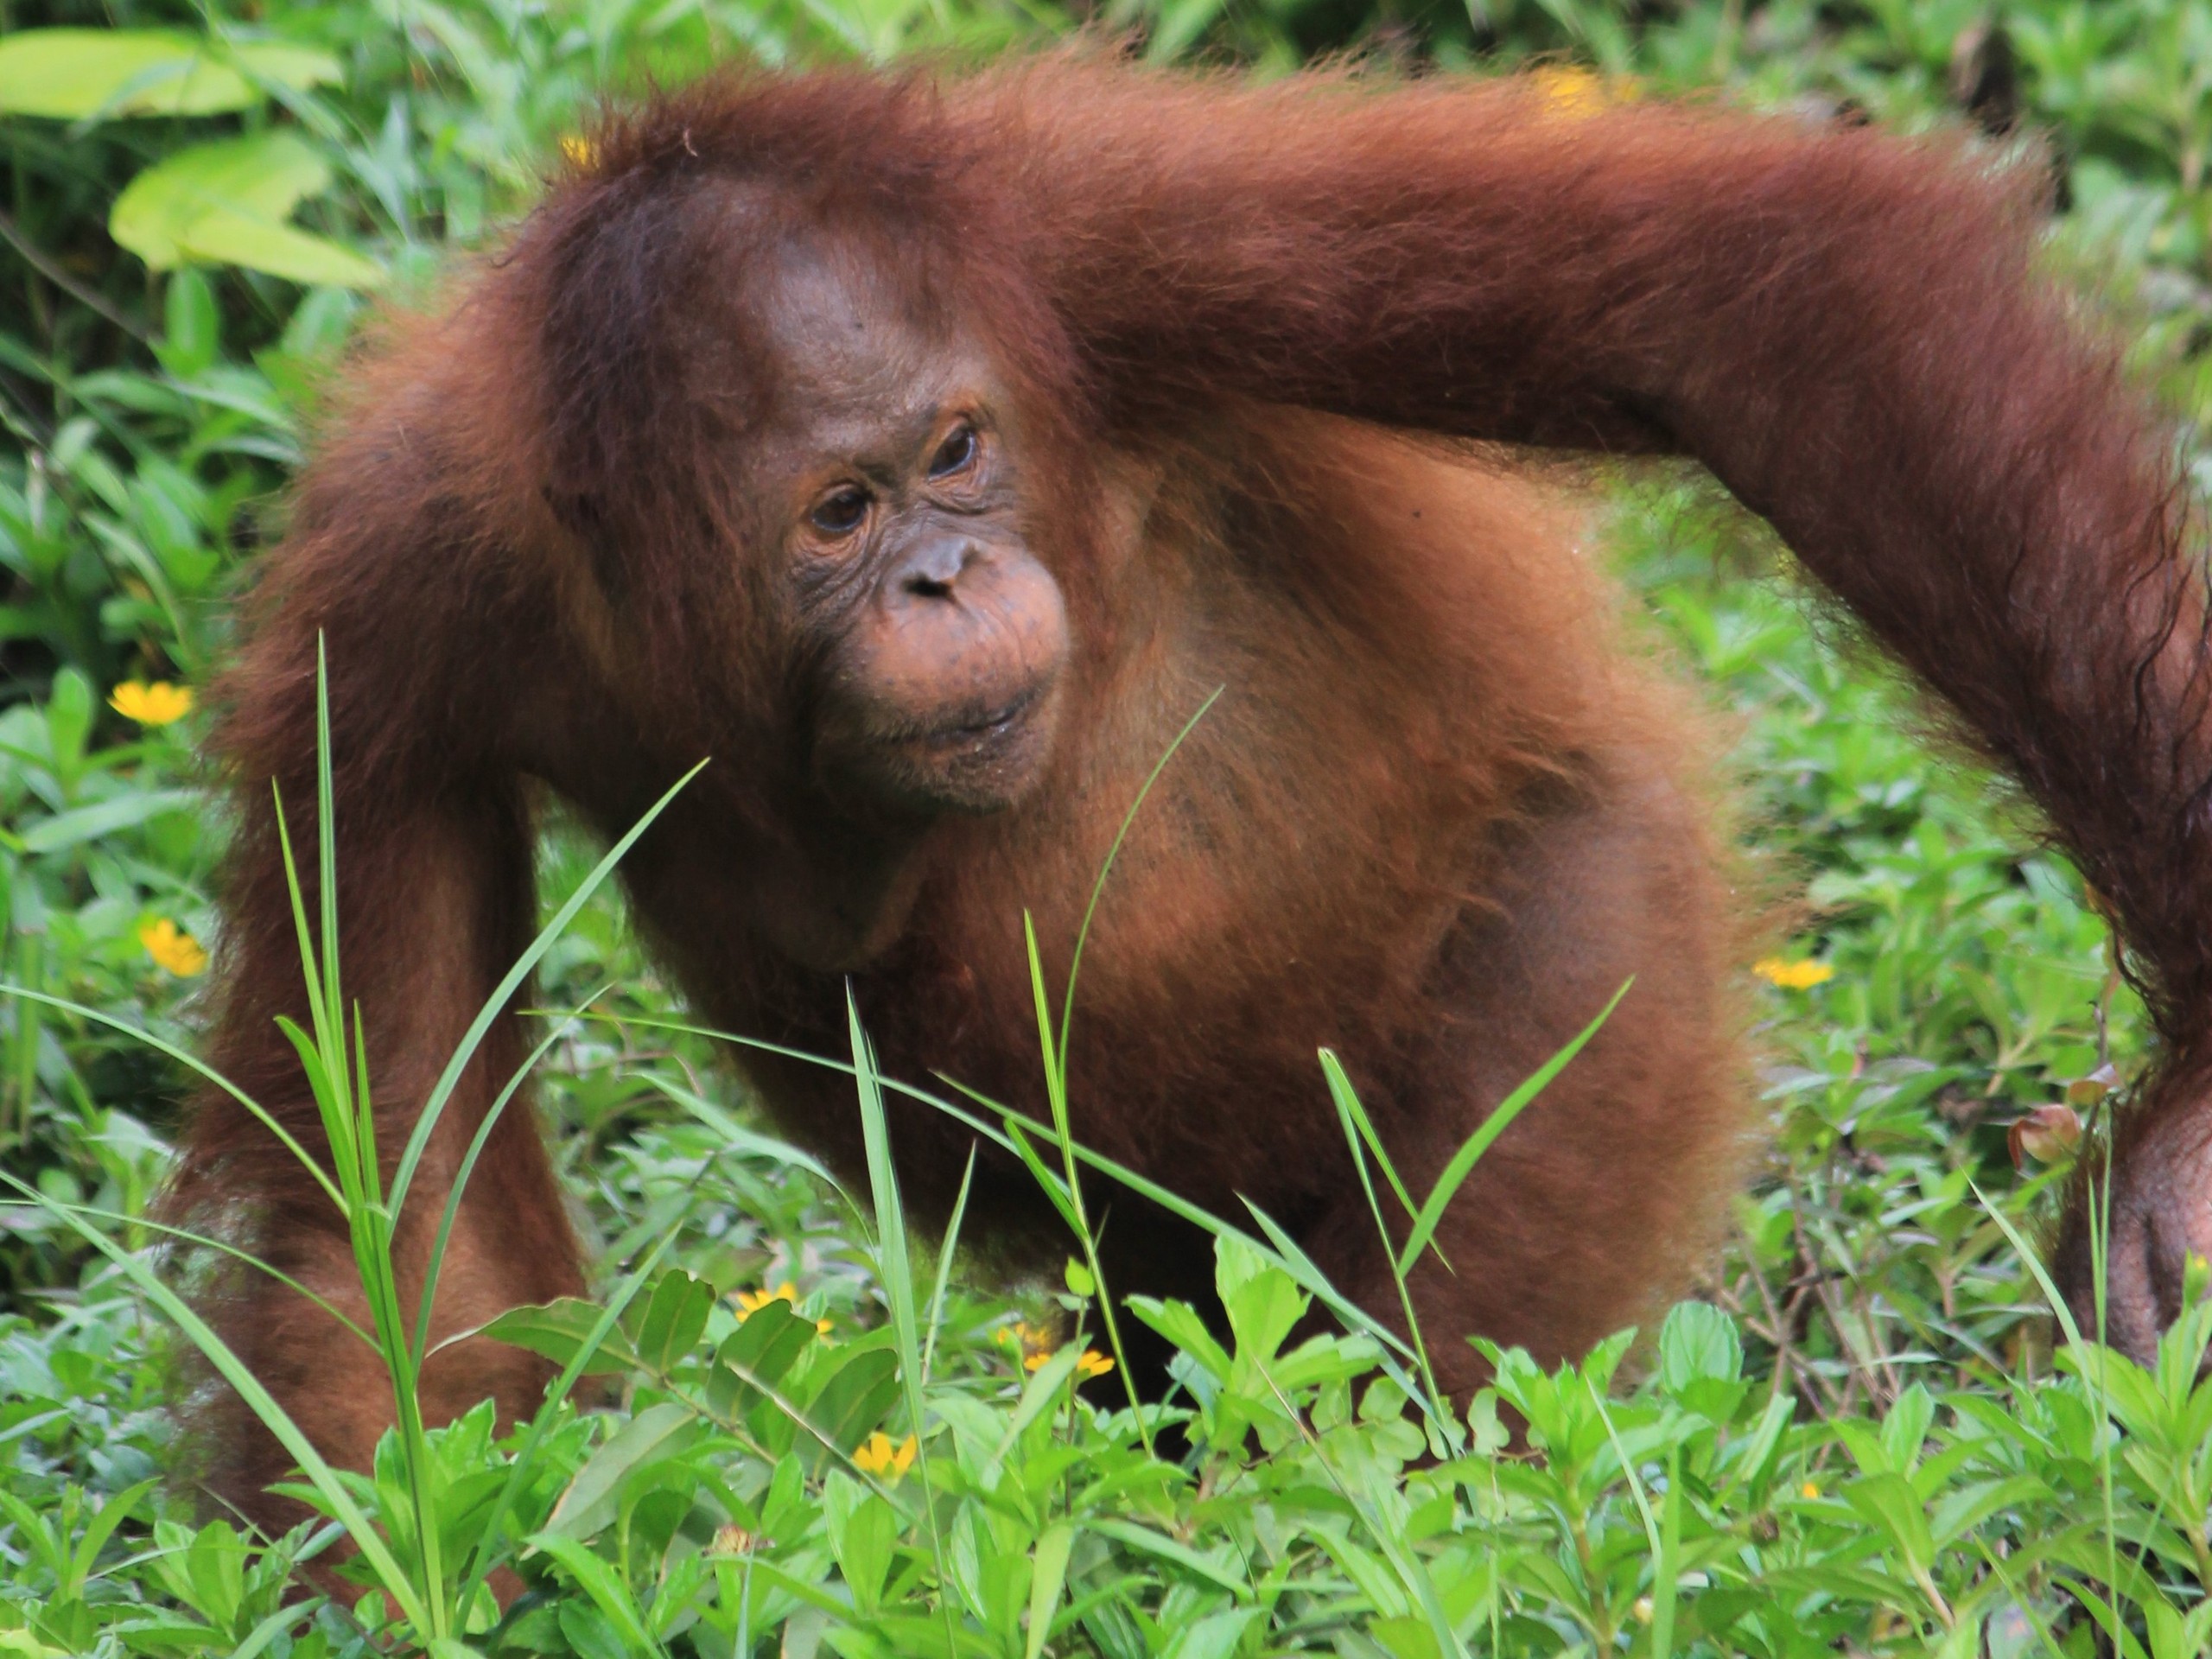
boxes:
[171,55,2208,1518]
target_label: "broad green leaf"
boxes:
[1370,1617,1443,1659]
[805,1348,900,1461]
[1659,1300,1741,1389]
[527,1533,664,1656]
[0,29,339,119]
[544,1402,696,1541]
[1125,1295,1232,1382]
[161,269,219,380]
[709,1299,818,1419]
[1026,1522,1075,1659]
[111,134,384,288]
[21,789,199,855]
[1843,1471,1936,1573]
[1161,1606,1260,1659]
[1659,1300,1748,1422]
[628,1268,714,1374]
[823,1472,899,1615]
[1220,1250,1306,1368]
[1089,1519,1251,1599]
[478,1296,640,1376]
[45,667,92,783]
[1879,1382,1936,1476]
[169,210,385,289]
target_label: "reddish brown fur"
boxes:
[172,56,2211,1517]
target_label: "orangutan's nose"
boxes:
[897,536,979,601]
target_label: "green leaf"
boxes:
[45,668,92,783]
[1125,1295,1232,1382]
[1843,1471,1936,1573]
[0,29,339,119]
[1089,1520,1251,1600]
[544,1402,696,1542]
[1370,1617,1443,1659]
[1161,1606,1260,1659]
[1658,1300,1749,1421]
[709,1299,818,1419]
[1880,1382,1936,1476]
[1217,1233,1306,1366]
[629,1269,715,1374]
[63,1478,156,1596]
[1659,1300,1741,1388]
[823,1473,899,1615]
[110,134,384,289]
[478,1297,640,1376]
[527,1533,665,1656]
[21,789,199,855]
[1026,1522,1075,1659]
[160,269,219,379]
[805,1348,900,1460]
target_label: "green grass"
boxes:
[6,0,2212,1654]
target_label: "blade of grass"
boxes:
[387,758,708,1221]
[846,986,955,1653]
[1321,1049,1423,1235]
[0,986,346,1212]
[270,659,448,1628]
[1397,978,1630,1277]
[1236,1195,1457,1444]
[457,1206,693,1605]
[630,1072,843,1190]
[2094,1133,2119,1599]
[410,986,613,1366]
[922,1146,977,1385]
[1586,1378,1670,1647]
[1054,686,1222,1081]
[576,1008,1421,1363]
[0,1168,430,1630]
[315,639,343,1155]
[1331,1085,1446,1422]
[1249,1353,1469,1659]
[1028,912,1156,1456]
[0,1196,375,1348]
[1969,1179,2085,1351]
[1973,1170,2120,1608]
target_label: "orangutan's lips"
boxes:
[925,685,1039,747]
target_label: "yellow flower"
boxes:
[1755,957,1834,991]
[852,1431,917,1479]
[139,918,207,976]
[1531,66,1605,119]
[560,134,599,168]
[1528,65,1634,123]
[709,1524,755,1554]
[109,681,193,726]
[734,1281,797,1318]
[1023,1345,1116,1378]
[997,1320,1054,1365]
[1800,1481,1821,1500]
[734,1281,830,1332]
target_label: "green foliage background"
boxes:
[4,2,2212,1656]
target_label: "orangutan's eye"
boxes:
[927,425,977,480]
[811,486,870,536]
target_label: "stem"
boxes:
[1027,915,1157,1460]
[1567,1502,1615,1652]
